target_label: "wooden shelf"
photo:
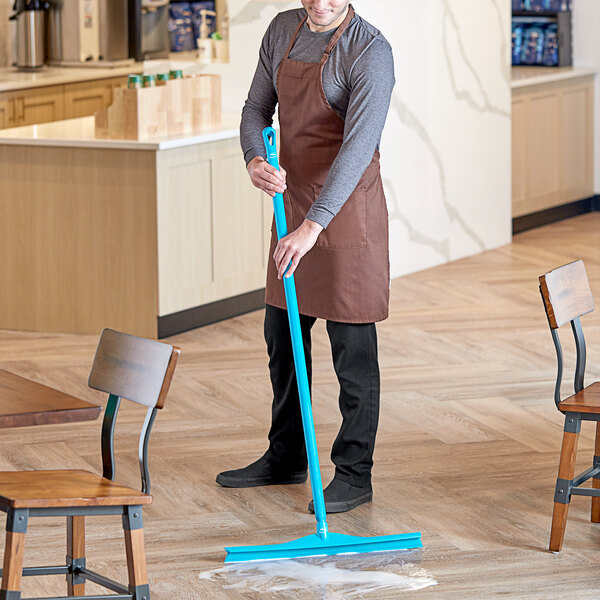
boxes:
[513,10,569,17]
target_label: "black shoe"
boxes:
[216,452,308,488]
[308,478,373,513]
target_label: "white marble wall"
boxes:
[356,0,511,275]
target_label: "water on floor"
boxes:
[198,549,437,598]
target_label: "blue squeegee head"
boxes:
[225,531,423,563]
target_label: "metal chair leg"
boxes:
[550,413,581,552]
[123,506,150,600]
[66,515,86,596]
[592,422,600,524]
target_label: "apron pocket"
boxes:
[315,184,368,249]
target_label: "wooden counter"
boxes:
[0,114,272,338]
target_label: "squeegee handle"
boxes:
[262,127,328,539]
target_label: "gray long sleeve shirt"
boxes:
[240,7,395,229]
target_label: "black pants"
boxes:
[264,304,380,486]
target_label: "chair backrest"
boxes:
[539,260,595,408]
[89,328,179,409]
[88,329,180,493]
[539,260,595,329]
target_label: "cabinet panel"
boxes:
[103,76,127,104]
[511,76,594,218]
[157,147,215,316]
[64,77,127,120]
[20,85,64,126]
[0,93,18,130]
[558,85,593,199]
[64,80,111,119]
[526,91,560,203]
[160,157,214,299]
[0,98,10,130]
[157,138,270,316]
[212,152,265,281]
[263,194,273,270]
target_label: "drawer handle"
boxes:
[17,97,24,121]
[8,98,15,124]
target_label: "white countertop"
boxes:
[0,112,243,150]
[511,66,597,88]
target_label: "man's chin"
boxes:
[309,15,334,27]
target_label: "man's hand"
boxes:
[247,156,287,197]
[274,219,324,279]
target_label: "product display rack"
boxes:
[512,9,572,66]
[168,0,229,63]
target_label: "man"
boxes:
[216,0,395,514]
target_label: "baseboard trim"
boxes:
[157,289,266,338]
[512,196,599,234]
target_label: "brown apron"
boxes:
[265,5,390,324]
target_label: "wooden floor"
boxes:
[0,212,598,598]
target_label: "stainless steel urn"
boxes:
[10,0,47,70]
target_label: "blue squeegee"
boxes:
[224,127,422,562]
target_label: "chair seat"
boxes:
[0,470,152,509]
[559,382,600,414]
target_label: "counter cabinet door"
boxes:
[556,80,594,201]
[511,76,594,218]
[156,138,272,317]
[64,77,127,120]
[103,77,128,104]
[0,92,18,130]
[18,85,65,126]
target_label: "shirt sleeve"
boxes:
[305,39,395,229]
[240,18,279,166]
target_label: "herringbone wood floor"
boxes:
[0,213,598,598]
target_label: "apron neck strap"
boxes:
[282,4,355,62]
[321,4,355,62]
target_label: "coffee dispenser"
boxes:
[99,0,129,61]
[129,0,170,61]
[10,0,47,70]
[47,0,99,65]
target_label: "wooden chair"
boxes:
[0,329,180,600]
[539,260,598,552]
